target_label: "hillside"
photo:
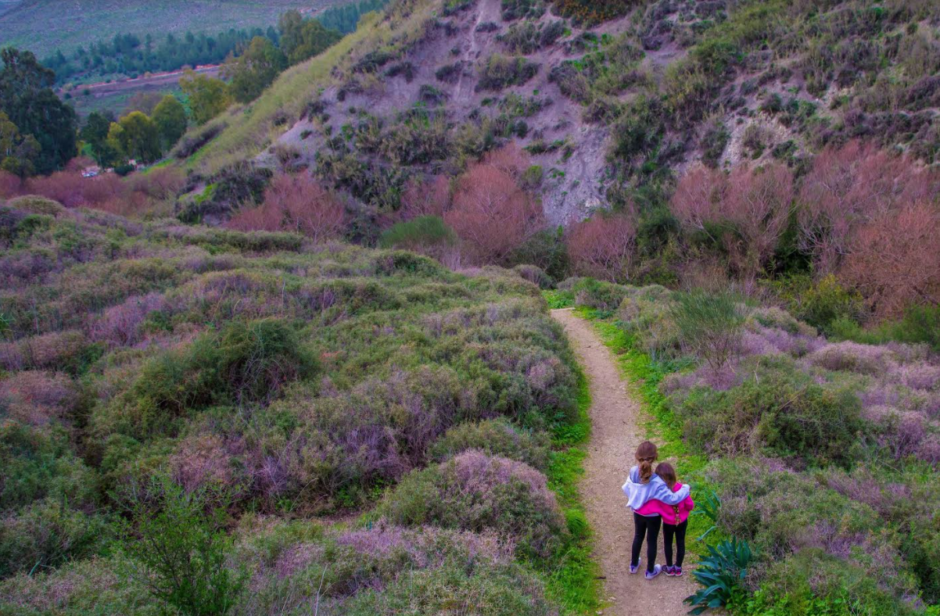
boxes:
[177,0,940,226]
[0,0,341,57]
[0,195,594,614]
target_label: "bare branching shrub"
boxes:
[798,141,940,274]
[401,175,451,220]
[840,202,940,318]
[567,212,638,282]
[445,148,543,264]
[227,173,346,243]
[672,163,793,280]
[0,170,22,198]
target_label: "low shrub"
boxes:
[617,285,681,359]
[230,521,554,616]
[379,451,567,559]
[378,215,455,251]
[98,319,317,440]
[5,195,66,217]
[744,549,922,616]
[672,356,865,465]
[0,423,97,513]
[670,290,745,371]
[174,122,226,160]
[500,0,545,21]
[0,499,110,579]
[553,0,634,25]
[429,418,551,470]
[512,264,553,289]
[476,54,539,92]
[565,278,630,313]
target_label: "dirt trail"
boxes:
[551,308,698,616]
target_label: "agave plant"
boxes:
[684,538,753,615]
[692,489,721,542]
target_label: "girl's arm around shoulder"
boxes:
[653,477,690,505]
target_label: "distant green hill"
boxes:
[0,0,344,57]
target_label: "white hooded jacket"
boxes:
[621,465,690,512]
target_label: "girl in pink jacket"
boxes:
[635,462,694,577]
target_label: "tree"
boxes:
[222,37,287,103]
[115,111,162,163]
[125,91,164,116]
[179,70,231,125]
[0,48,77,173]
[152,95,187,150]
[278,10,343,65]
[81,111,121,166]
[0,110,40,177]
[401,175,451,219]
[567,212,638,282]
[227,173,346,242]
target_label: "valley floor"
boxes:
[551,308,697,616]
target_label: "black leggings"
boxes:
[631,513,661,573]
[663,520,688,567]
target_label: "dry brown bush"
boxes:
[227,173,346,243]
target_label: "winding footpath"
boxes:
[551,308,698,616]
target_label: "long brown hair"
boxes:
[636,441,658,483]
[656,462,676,488]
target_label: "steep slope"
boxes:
[263,0,626,225]
[180,0,940,230]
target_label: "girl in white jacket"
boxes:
[622,441,690,579]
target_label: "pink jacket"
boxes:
[635,481,694,525]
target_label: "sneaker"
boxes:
[645,565,662,580]
[664,565,676,577]
[629,558,640,574]
[673,566,683,577]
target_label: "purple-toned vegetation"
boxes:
[0,196,579,613]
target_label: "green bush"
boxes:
[674,357,865,465]
[512,264,554,290]
[787,275,866,336]
[102,318,317,439]
[565,278,630,313]
[476,54,540,91]
[669,290,745,370]
[890,305,940,352]
[0,500,111,578]
[745,549,922,616]
[429,418,551,470]
[0,423,96,513]
[125,477,244,616]
[616,285,682,359]
[378,215,455,250]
